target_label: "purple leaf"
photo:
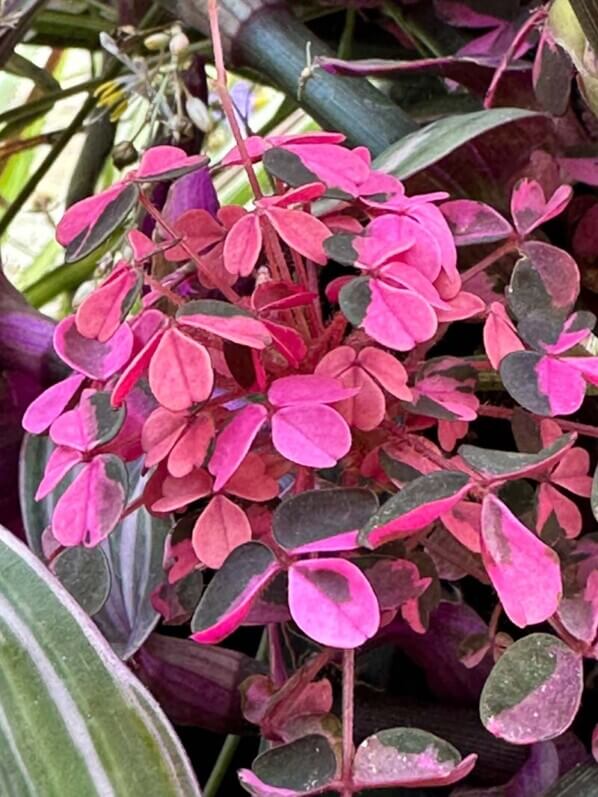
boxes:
[54,316,133,380]
[52,454,128,547]
[162,166,219,224]
[288,558,380,648]
[273,487,378,553]
[440,199,513,245]
[458,433,575,480]
[191,542,279,644]
[480,633,583,744]
[360,471,471,548]
[481,495,562,627]
[135,633,263,733]
[352,727,477,789]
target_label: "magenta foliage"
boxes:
[22,116,598,796]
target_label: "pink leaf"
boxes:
[151,468,212,513]
[110,324,163,406]
[208,404,268,492]
[364,281,437,351]
[49,389,124,452]
[35,446,83,500]
[136,145,205,180]
[224,452,279,502]
[56,182,127,246]
[357,347,412,400]
[52,454,128,547]
[223,213,263,276]
[331,366,386,431]
[163,209,224,262]
[434,291,485,323]
[128,229,155,261]
[442,501,481,553]
[271,404,351,468]
[440,199,513,245]
[54,315,133,380]
[315,345,356,378]
[262,320,307,369]
[537,483,583,539]
[167,412,214,478]
[22,373,85,434]
[551,448,592,496]
[483,302,524,370]
[480,494,562,627]
[561,355,598,385]
[142,407,187,468]
[264,207,330,265]
[268,374,357,407]
[511,179,572,236]
[149,327,213,411]
[178,301,272,349]
[252,281,316,313]
[536,356,586,416]
[75,266,140,342]
[192,495,252,569]
[191,542,279,643]
[288,558,380,648]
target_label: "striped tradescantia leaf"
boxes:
[0,524,201,796]
[19,433,169,659]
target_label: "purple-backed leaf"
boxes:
[481,495,561,627]
[359,471,471,548]
[452,741,560,797]
[52,454,128,547]
[273,487,378,553]
[54,315,133,380]
[35,446,82,500]
[239,734,338,797]
[49,389,126,452]
[533,27,574,115]
[208,403,268,492]
[288,558,380,648]
[352,727,476,789]
[271,404,351,468]
[148,328,213,411]
[135,634,264,733]
[268,374,357,407]
[458,433,574,480]
[22,372,85,433]
[162,166,219,224]
[134,145,207,182]
[75,266,141,342]
[510,179,572,237]
[507,242,580,322]
[177,300,272,349]
[191,542,279,644]
[61,183,137,263]
[440,200,513,245]
[480,633,583,744]
[500,352,586,417]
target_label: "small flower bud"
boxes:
[169,31,190,58]
[185,96,211,132]
[144,32,170,51]
[112,140,138,169]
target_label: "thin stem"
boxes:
[484,7,546,108]
[208,0,263,199]
[341,649,355,797]
[202,734,241,797]
[142,271,184,306]
[461,240,517,284]
[477,403,598,439]
[338,8,356,60]
[138,192,240,303]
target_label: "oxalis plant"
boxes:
[14,1,598,795]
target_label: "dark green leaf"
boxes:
[459,433,574,479]
[53,546,111,615]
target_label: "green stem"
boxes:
[202,734,241,797]
[337,8,356,60]
[383,2,444,58]
[0,79,103,134]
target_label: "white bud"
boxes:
[169,31,190,58]
[143,32,170,51]
[185,96,211,132]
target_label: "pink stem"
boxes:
[461,240,517,284]
[341,649,355,797]
[477,403,598,439]
[208,0,263,199]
